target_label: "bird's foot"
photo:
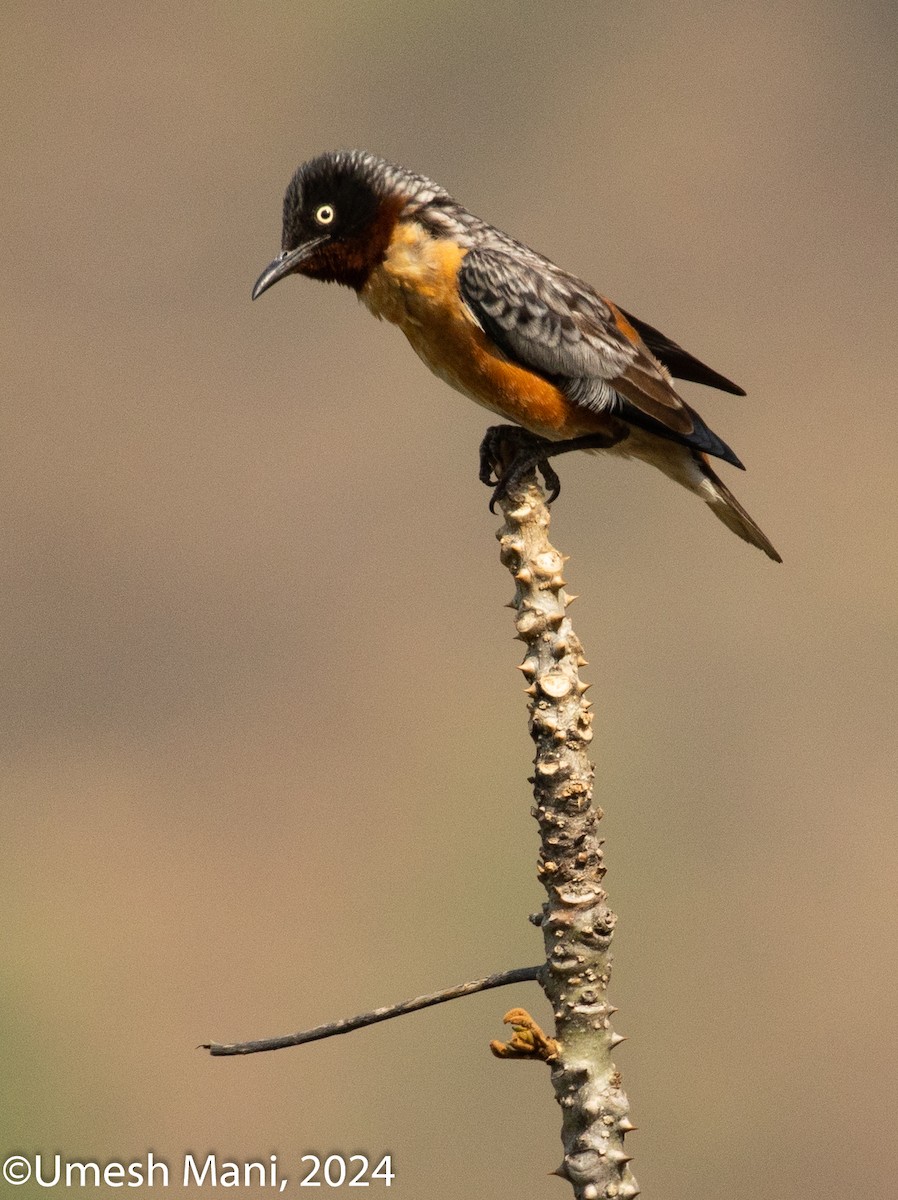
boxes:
[479,426,562,513]
[479,424,628,513]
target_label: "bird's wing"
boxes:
[458,247,743,468]
[617,308,746,396]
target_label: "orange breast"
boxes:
[361,226,611,441]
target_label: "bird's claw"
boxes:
[479,426,562,512]
[488,458,561,512]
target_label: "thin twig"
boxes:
[203,966,541,1057]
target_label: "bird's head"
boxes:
[252,150,447,298]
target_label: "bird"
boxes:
[252,150,781,562]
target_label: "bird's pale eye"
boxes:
[314,204,335,226]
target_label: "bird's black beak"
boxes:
[251,237,327,300]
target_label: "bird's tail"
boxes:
[691,453,782,562]
[613,433,782,561]
[598,432,782,561]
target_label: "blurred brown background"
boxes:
[3,2,896,1196]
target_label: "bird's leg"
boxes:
[480,425,627,512]
[479,426,560,508]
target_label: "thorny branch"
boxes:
[203,447,639,1199]
[491,458,639,1200]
